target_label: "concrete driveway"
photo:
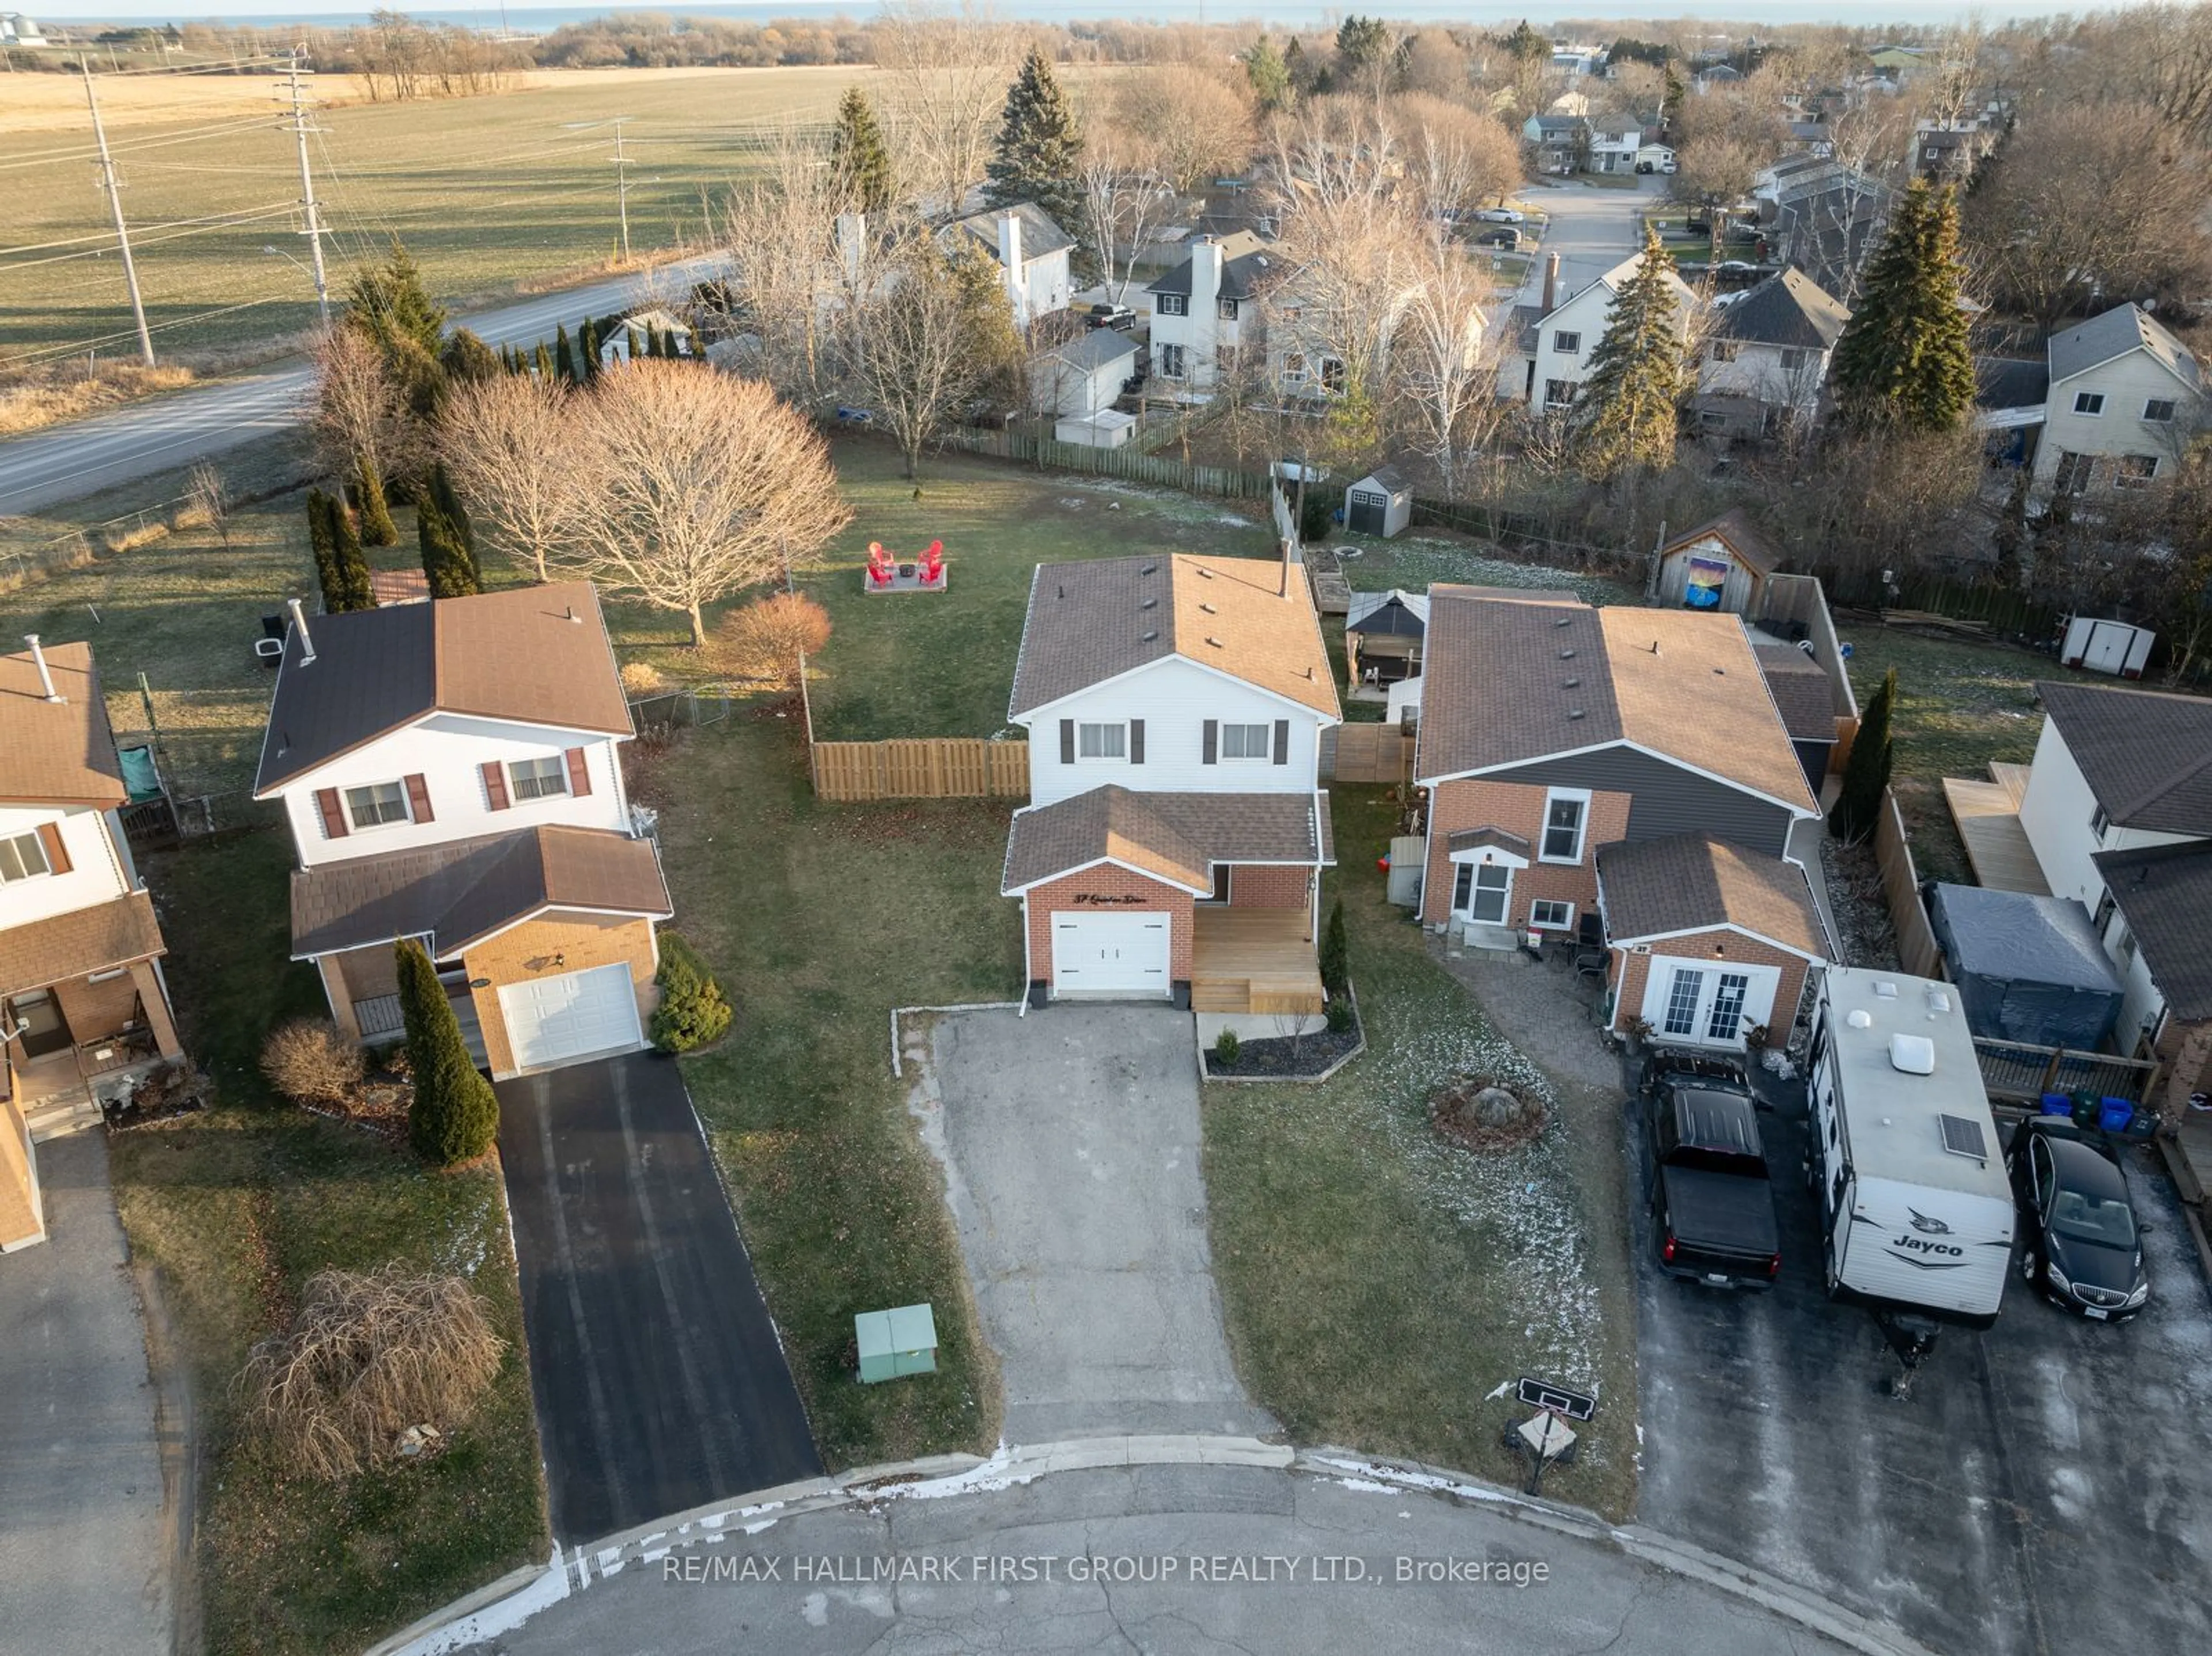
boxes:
[916,1006,1275,1443]
[0,1132,169,1656]
[496,1053,820,1543]
[1634,1087,2212,1656]
[1511,175,1665,310]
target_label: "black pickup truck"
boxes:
[1642,1052,1781,1290]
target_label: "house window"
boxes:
[1219,722,1271,760]
[0,830,52,884]
[1077,722,1126,760]
[1553,331,1582,354]
[344,780,411,830]
[1158,343,1186,379]
[1779,347,1806,373]
[1705,972,1753,1043]
[1662,968,1705,1036]
[1320,357,1346,393]
[1282,352,1308,382]
[2116,923,2138,967]
[1708,340,1738,362]
[2052,451,2093,494]
[1218,297,1239,321]
[1540,789,1590,863]
[2115,454,2159,489]
[2089,802,2109,840]
[507,755,570,801]
[2073,391,2105,416]
[1529,899,1575,931]
[1157,293,1187,317]
[1544,379,1579,408]
[2143,398,2176,423]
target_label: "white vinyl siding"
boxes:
[1219,722,1271,760]
[1023,658,1326,806]
[0,803,134,926]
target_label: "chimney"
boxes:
[1192,235,1226,317]
[287,597,315,665]
[22,634,62,703]
[1542,253,1561,313]
[997,210,1025,328]
[834,211,866,287]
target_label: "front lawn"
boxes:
[107,831,548,1656]
[1203,787,1638,1521]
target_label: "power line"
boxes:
[80,58,154,367]
[0,204,297,273]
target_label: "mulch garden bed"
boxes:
[1206,1024,1361,1079]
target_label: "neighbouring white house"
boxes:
[2031,303,2202,501]
[1000,551,1340,1021]
[1636,142,1676,172]
[1501,250,1698,411]
[252,583,673,1081]
[1588,125,1645,174]
[596,308,695,365]
[1692,267,1851,438]
[1144,236,1286,401]
[1030,327,1139,421]
[0,12,47,47]
[941,202,1075,332]
[1522,114,1589,175]
[1,637,185,1252]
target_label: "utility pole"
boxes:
[611,116,632,262]
[281,47,331,327]
[82,58,154,368]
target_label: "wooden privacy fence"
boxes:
[1324,724,1415,785]
[810,738,1029,802]
[1873,787,1944,980]
[1973,1037,2160,1108]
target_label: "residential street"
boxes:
[0,1133,170,1656]
[0,255,723,519]
[1510,176,1665,312]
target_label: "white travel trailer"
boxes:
[1808,968,2014,1329]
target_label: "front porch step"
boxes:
[25,1093,101,1143]
[1191,978,1328,1016]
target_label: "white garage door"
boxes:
[498,963,643,1072]
[1051,911,1171,998]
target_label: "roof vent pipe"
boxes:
[286,597,315,665]
[22,634,62,703]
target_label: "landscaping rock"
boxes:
[1429,1074,1548,1154]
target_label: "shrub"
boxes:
[236,1265,505,1479]
[1212,1028,1241,1068]
[650,931,733,1053]
[396,938,499,1165]
[1325,994,1354,1034]
[1319,897,1349,996]
[619,659,666,695]
[710,591,832,692]
[260,1019,365,1106]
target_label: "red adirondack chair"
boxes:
[866,541,897,586]
[916,540,944,583]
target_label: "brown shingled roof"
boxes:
[1753,646,1839,743]
[0,641,126,808]
[1661,509,1782,577]
[1002,786,1330,893]
[1597,834,1829,958]
[0,892,165,999]
[1008,554,1338,720]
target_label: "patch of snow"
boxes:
[386,1549,569,1655]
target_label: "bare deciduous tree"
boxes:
[1077,128,1176,306]
[562,363,851,645]
[1109,64,1256,195]
[438,374,575,581]
[1385,94,1523,221]
[874,1,1020,216]
[849,237,1021,479]
[185,461,232,551]
[309,324,410,482]
[717,128,854,412]
[1392,239,1504,501]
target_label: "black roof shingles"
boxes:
[2093,843,2212,1021]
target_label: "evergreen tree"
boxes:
[1336,14,1394,74]
[554,324,577,384]
[354,454,399,547]
[1245,35,1292,112]
[1569,225,1687,480]
[418,500,480,598]
[1830,668,1897,843]
[649,933,734,1053]
[395,938,498,1166]
[984,49,1089,280]
[1319,898,1349,996]
[327,489,375,612]
[1660,60,1685,134]
[533,340,555,380]
[343,235,446,366]
[578,318,601,380]
[306,488,344,613]
[427,461,478,575]
[1282,37,1314,96]
[439,326,501,385]
[1828,179,1977,436]
[828,85,896,215]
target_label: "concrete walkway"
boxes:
[0,1131,169,1656]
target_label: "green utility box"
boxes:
[855,1303,938,1384]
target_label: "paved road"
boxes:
[0,1133,169,1656]
[915,1006,1275,1443]
[1511,176,1665,313]
[0,256,722,519]
[495,1462,1858,1656]
[495,1052,820,1544]
[1634,1085,2212,1656]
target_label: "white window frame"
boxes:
[1218,721,1272,761]
[1553,331,1582,354]
[1076,721,1127,762]
[1282,351,1308,383]
[0,829,52,884]
[1544,378,1579,408]
[2114,454,2159,490]
[1455,861,1514,923]
[2143,397,2176,423]
[2073,391,2105,416]
[344,779,412,832]
[1529,899,1576,931]
[1539,787,1592,865]
[1156,293,1187,317]
[507,754,570,802]
[1158,343,1186,380]
[1217,297,1239,321]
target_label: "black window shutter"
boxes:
[1129,719,1145,764]
[1059,719,1075,764]
[1202,719,1218,764]
[1273,718,1290,764]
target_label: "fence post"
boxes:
[2037,1049,2062,1098]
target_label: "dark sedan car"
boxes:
[2009,1119,2149,1321]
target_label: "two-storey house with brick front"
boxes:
[1002,552,1339,1020]
[2,636,184,1251]
[1415,588,1832,1049]
[251,583,672,1081]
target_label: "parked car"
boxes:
[1474,207,1525,224]
[1643,1051,1781,1289]
[2008,1118,2149,1321]
[1087,302,1136,332]
[1475,227,1521,249]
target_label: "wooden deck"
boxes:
[1191,908,1325,1015]
[1941,764,2051,895]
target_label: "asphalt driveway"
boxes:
[1634,1085,2212,1656]
[0,1132,169,1656]
[496,1054,820,1543]
[918,1006,1276,1443]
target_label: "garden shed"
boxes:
[1927,883,2124,1050]
[1654,509,1781,614]
[1343,467,1414,539]
[1346,588,1429,688]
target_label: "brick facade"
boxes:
[1421,778,1631,930]
[1611,930,1813,1045]
[460,912,659,1079]
[1023,866,1195,996]
[1225,862,1312,911]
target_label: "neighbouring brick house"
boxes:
[1414,588,1832,1049]
[2,637,184,1252]
[1001,552,1340,1018]
[251,583,672,1081]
